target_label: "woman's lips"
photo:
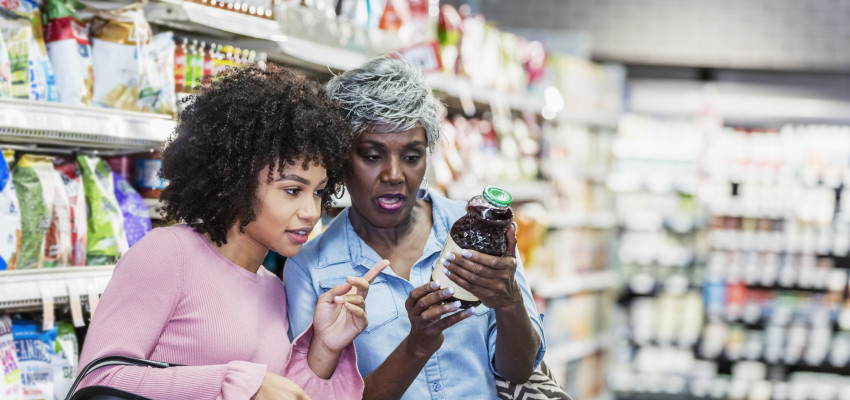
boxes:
[286,229,311,245]
[376,194,405,211]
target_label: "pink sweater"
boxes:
[77,224,364,399]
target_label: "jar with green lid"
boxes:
[431,186,514,308]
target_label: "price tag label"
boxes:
[39,282,55,331]
[66,280,86,327]
[396,42,443,74]
[86,280,102,320]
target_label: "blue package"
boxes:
[12,319,57,400]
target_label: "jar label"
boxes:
[431,236,479,302]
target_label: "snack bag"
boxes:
[0,313,24,400]
[12,155,56,270]
[45,0,94,105]
[26,8,60,102]
[113,173,150,248]
[142,31,175,116]
[0,25,12,97]
[90,5,151,111]
[77,155,127,265]
[53,159,86,266]
[11,320,56,400]
[0,16,34,99]
[43,169,71,268]
[51,322,77,400]
[0,148,21,271]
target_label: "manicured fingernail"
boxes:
[441,258,450,267]
[462,250,472,258]
[443,287,454,296]
[445,253,456,261]
[334,296,343,303]
[346,276,355,283]
[450,300,461,309]
[463,308,474,316]
[443,268,451,276]
[430,281,440,289]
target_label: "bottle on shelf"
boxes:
[174,38,187,93]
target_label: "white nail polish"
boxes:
[441,259,450,267]
[443,268,451,276]
[445,253,456,261]
[462,250,472,258]
[430,281,440,289]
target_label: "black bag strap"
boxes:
[65,355,182,400]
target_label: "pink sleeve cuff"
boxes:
[284,326,364,399]
[221,361,267,400]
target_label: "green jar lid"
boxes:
[483,186,512,207]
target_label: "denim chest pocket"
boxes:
[318,277,399,334]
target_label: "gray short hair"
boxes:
[326,55,444,150]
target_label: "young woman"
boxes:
[284,56,546,399]
[76,65,385,400]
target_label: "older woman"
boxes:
[284,56,546,399]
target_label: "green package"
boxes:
[12,155,56,269]
[53,322,78,398]
[77,155,128,265]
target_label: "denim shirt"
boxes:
[284,192,546,400]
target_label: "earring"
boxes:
[334,186,346,200]
[416,179,429,200]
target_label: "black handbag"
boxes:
[495,360,574,400]
[65,355,182,400]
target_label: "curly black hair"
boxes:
[159,64,351,246]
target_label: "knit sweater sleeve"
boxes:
[283,325,364,399]
[75,228,266,400]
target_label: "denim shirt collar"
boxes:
[316,190,452,280]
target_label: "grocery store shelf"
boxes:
[611,138,700,162]
[427,74,545,114]
[533,270,621,298]
[0,98,173,150]
[446,181,550,204]
[144,1,285,41]
[0,266,114,310]
[549,211,617,230]
[546,333,614,363]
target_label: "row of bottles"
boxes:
[173,38,267,93]
[188,0,274,18]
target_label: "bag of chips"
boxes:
[11,319,56,400]
[43,169,71,268]
[53,158,86,266]
[113,173,150,248]
[90,5,151,111]
[52,322,78,400]
[77,155,127,265]
[45,0,94,105]
[0,148,21,271]
[141,31,175,116]
[0,313,24,400]
[0,16,37,100]
[0,21,13,98]
[12,155,56,270]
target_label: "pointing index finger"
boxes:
[363,259,390,283]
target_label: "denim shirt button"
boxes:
[433,382,442,392]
